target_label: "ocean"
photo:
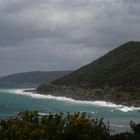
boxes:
[0,83,140,133]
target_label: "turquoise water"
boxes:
[0,83,140,133]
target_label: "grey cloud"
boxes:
[0,0,140,75]
[0,0,139,47]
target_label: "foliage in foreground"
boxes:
[0,111,140,140]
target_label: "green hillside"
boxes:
[52,41,140,92]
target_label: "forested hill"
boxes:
[52,41,140,91]
[0,71,72,83]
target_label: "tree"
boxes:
[0,111,140,140]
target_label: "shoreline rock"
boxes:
[24,85,140,108]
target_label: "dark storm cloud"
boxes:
[0,0,140,75]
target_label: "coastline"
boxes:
[2,88,139,135]
[23,89,140,112]
[34,84,140,107]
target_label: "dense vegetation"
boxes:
[36,84,140,106]
[50,41,140,106]
[0,71,72,84]
[0,111,140,140]
[52,41,140,90]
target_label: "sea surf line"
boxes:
[1,88,140,113]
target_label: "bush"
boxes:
[0,111,110,140]
[0,111,140,140]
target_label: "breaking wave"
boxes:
[1,88,140,113]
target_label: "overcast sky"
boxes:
[0,0,140,76]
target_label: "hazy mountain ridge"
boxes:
[0,71,72,84]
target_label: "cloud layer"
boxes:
[0,0,140,75]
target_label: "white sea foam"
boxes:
[91,111,98,114]
[115,107,133,112]
[38,112,49,116]
[3,88,140,113]
[110,109,114,112]
[110,124,128,128]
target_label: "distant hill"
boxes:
[0,71,72,84]
[52,41,140,91]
